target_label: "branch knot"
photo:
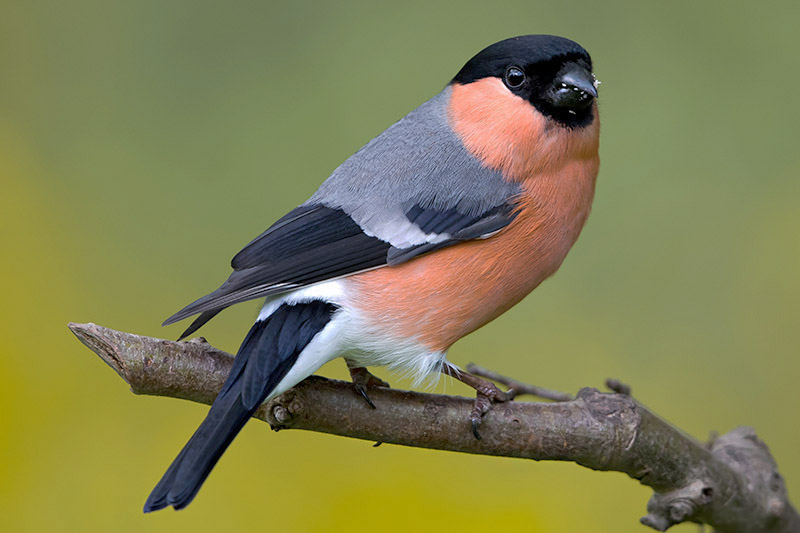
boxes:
[641,480,714,531]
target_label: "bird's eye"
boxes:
[504,66,525,89]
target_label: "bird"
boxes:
[144,34,600,512]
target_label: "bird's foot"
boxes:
[347,363,389,409]
[443,364,515,439]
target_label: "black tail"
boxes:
[144,301,337,512]
[177,309,222,341]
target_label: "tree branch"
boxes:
[69,322,799,532]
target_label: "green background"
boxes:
[2,1,798,531]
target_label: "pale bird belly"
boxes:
[346,204,580,352]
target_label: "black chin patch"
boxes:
[520,55,596,129]
[451,35,595,129]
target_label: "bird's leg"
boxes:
[442,364,516,440]
[345,359,390,409]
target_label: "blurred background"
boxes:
[1,1,798,531]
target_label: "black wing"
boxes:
[164,205,389,335]
[165,202,518,338]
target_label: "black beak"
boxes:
[547,62,598,111]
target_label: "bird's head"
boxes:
[451,34,598,129]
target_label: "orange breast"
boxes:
[346,79,600,352]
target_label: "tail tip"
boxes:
[143,496,179,513]
[143,499,164,513]
[143,486,196,513]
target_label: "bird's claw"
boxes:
[354,382,377,409]
[470,394,492,440]
[441,364,517,439]
[471,419,482,440]
[347,365,389,409]
[469,383,516,440]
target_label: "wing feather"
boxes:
[164,205,389,328]
[165,201,518,335]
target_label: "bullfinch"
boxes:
[144,34,600,512]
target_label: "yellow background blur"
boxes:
[2,1,798,531]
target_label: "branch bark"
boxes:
[69,322,799,532]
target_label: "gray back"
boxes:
[306,87,522,247]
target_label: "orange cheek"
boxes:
[448,78,599,180]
